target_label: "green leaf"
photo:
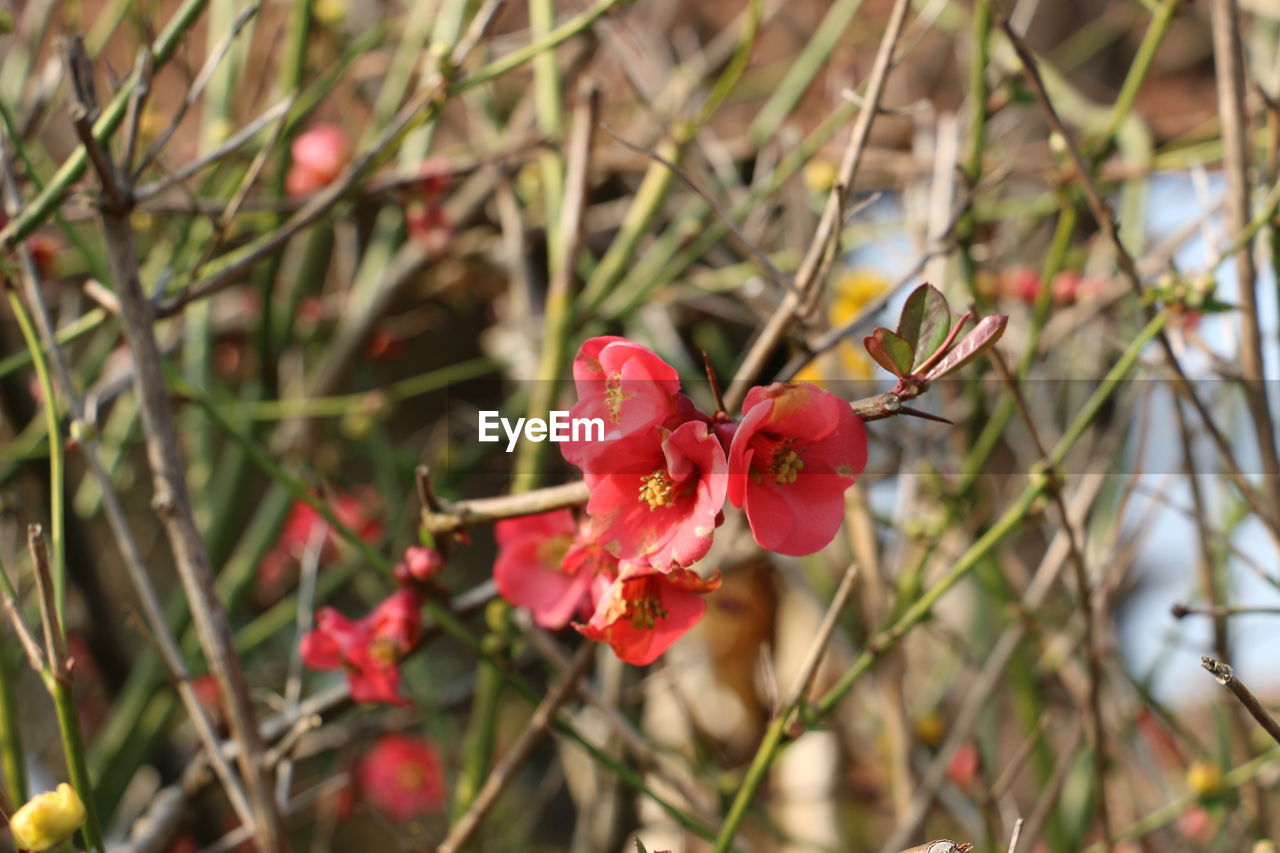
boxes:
[896,283,951,371]
[923,315,1007,381]
[863,328,913,378]
[634,838,648,853]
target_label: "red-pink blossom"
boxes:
[584,420,727,570]
[300,589,422,705]
[492,510,602,629]
[356,733,446,822]
[999,266,1042,304]
[727,382,867,555]
[576,562,721,666]
[560,336,687,476]
[405,202,452,255]
[394,545,444,586]
[286,124,350,197]
[255,490,383,604]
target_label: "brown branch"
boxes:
[1207,0,1280,519]
[1201,657,1280,747]
[63,45,288,846]
[0,126,259,830]
[421,480,593,535]
[0,559,47,674]
[25,526,68,681]
[1173,604,1280,619]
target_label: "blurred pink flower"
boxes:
[356,733,446,822]
[286,124,350,197]
[300,589,422,704]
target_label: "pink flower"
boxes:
[493,510,603,629]
[286,124,350,197]
[394,545,444,586]
[1051,270,1108,304]
[999,266,1042,304]
[576,563,721,666]
[255,490,383,604]
[405,202,452,255]
[192,674,225,732]
[560,336,687,476]
[584,419,727,570]
[300,589,422,705]
[727,383,867,555]
[356,733,446,822]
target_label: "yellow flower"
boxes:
[830,271,890,327]
[803,158,839,194]
[913,712,946,749]
[795,271,891,386]
[314,0,347,26]
[1185,759,1224,799]
[10,783,86,851]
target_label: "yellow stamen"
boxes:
[638,470,675,509]
[770,440,806,485]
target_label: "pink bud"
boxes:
[286,124,350,197]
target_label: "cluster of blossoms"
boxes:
[298,544,441,704]
[993,266,1108,306]
[495,336,869,665]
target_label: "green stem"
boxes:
[7,292,66,630]
[0,613,27,806]
[46,674,104,852]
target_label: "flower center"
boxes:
[769,439,806,485]
[536,534,573,572]
[397,764,425,791]
[368,636,401,666]
[638,470,675,509]
[626,581,668,629]
[604,373,630,424]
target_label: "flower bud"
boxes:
[1186,759,1224,798]
[9,783,87,851]
[803,159,838,194]
[286,125,350,197]
[913,711,945,750]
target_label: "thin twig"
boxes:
[1206,0,1280,519]
[1173,604,1280,619]
[999,17,1280,553]
[723,0,912,412]
[78,61,288,847]
[132,4,262,177]
[1201,657,1280,747]
[26,526,68,680]
[987,347,1113,845]
[437,643,595,853]
[1006,818,1024,853]
[0,557,47,673]
[0,129,259,831]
